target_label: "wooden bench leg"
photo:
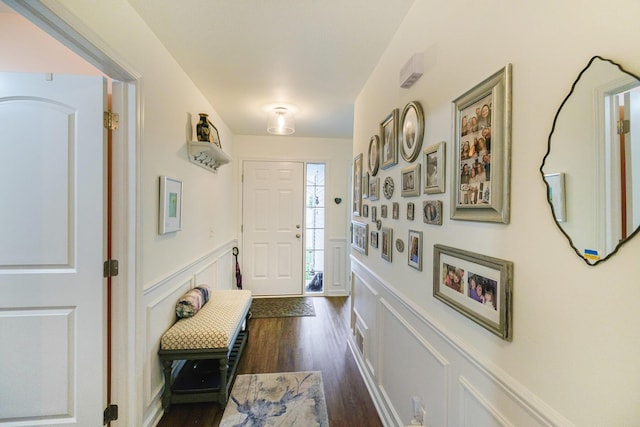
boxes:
[218,356,229,405]
[161,359,174,412]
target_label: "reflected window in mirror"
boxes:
[541,56,640,265]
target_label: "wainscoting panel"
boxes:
[144,276,192,407]
[327,238,348,295]
[353,273,379,378]
[194,259,218,290]
[350,257,572,427]
[379,298,449,426]
[459,376,512,427]
[142,241,237,426]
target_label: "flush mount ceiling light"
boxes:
[266,106,295,135]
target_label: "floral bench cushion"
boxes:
[161,289,252,351]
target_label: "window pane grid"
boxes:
[305,163,325,293]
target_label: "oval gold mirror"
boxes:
[541,56,640,265]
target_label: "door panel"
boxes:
[0,72,105,426]
[243,161,304,295]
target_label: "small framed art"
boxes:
[353,153,363,216]
[368,135,380,176]
[423,200,443,225]
[433,244,513,341]
[370,231,379,248]
[362,172,370,199]
[400,101,425,162]
[159,175,183,234]
[401,164,420,197]
[369,177,380,201]
[381,227,393,262]
[408,230,423,271]
[380,109,399,170]
[423,141,445,194]
[407,202,415,220]
[351,221,368,254]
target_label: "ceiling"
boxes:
[127,0,416,139]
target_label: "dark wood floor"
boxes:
[157,296,383,427]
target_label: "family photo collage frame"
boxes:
[351,64,513,340]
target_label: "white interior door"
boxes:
[0,72,106,426]
[242,161,304,296]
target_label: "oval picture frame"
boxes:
[400,101,425,162]
[368,135,380,176]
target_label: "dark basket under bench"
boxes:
[158,289,252,411]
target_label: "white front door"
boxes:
[242,161,304,296]
[0,72,106,426]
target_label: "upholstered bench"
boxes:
[158,289,252,411]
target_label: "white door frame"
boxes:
[5,1,142,424]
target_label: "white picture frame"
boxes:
[544,172,566,222]
[159,175,183,234]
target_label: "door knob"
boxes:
[296,224,301,229]
[296,233,301,238]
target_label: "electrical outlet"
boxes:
[209,226,215,239]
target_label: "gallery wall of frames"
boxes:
[352,65,514,340]
[348,1,640,425]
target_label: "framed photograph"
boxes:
[451,64,512,223]
[380,109,399,170]
[423,141,446,194]
[400,101,425,162]
[544,172,566,222]
[407,202,415,220]
[383,176,395,199]
[370,231,379,248]
[362,172,370,199]
[381,227,393,262]
[353,153,363,216]
[433,244,513,341]
[362,204,369,218]
[381,204,388,218]
[159,176,183,234]
[392,202,399,219]
[423,200,443,225]
[401,164,421,197]
[369,177,380,201]
[368,135,380,176]
[371,206,377,222]
[407,230,423,271]
[210,122,222,149]
[351,221,368,254]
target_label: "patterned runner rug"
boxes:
[250,297,315,318]
[220,371,328,427]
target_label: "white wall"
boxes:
[234,135,352,295]
[352,0,640,425]
[0,11,101,74]
[47,1,240,425]
[56,0,237,288]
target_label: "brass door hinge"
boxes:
[104,111,119,130]
[617,119,630,134]
[103,404,118,424]
[103,259,119,278]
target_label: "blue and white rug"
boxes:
[220,371,329,427]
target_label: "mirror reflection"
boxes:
[542,56,640,265]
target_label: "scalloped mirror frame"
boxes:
[541,56,640,266]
